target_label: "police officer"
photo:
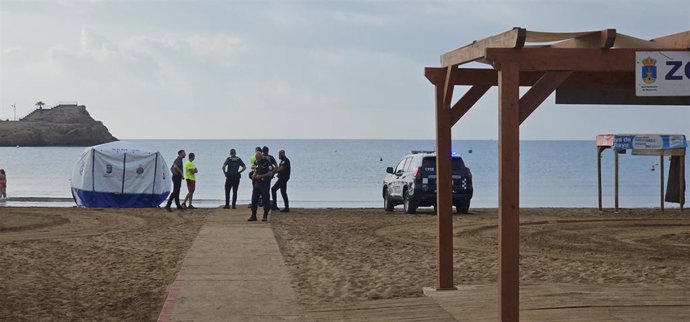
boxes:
[165,149,186,212]
[261,146,278,208]
[247,146,262,208]
[249,151,274,222]
[262,146,277,166]
[222,148,246,209]
[271,149,291,212]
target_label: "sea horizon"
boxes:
[0,139,686,209]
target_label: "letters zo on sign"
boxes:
[636,51,690,96]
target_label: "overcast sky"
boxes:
[1,0,688,140]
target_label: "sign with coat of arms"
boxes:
[636,51,690,96]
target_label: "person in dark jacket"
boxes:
[271,149,291,212]
[222,148,246,209]
[261,146,277,208]
[249,151,274,222]
[164,149,186,212]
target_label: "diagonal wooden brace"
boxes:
[519,71,572,124]
[450,85,491,126]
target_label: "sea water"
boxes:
[0,140,685,208]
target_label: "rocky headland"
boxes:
[0,104,117,146]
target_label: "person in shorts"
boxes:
[183,152,198,209]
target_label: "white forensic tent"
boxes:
[71,141,171,207]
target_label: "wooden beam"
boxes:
[450,85,491,126]
[598,147,606,211]
[498,62,520,322]
[604,30,617,48]
[556,88,690,105]
[485,48,690,72]
[661,155,665,211]
[441,28,526,67]
[681,156,685,212]
[426,67,498,86]
[615,149,619,211]
[651,30,690,48]
[439,29,688,69]
[559,71,634,88]
[550,29,616,49]
[443,67,455,109]
[487,48,632,71]
[426,67,637,88]
[435,83,455,290]
[425,67,446,85]
[524,30,596,42]
[615,33,674,49]
[519,71,572,124]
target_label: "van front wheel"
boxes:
[384,188,394,212]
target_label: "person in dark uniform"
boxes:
[271,149,291,212]
[262,146,278,166]
[222,148,246,209]
[247,146,262,208]
[261,146,277,208]
[249,151,274,222]
[165,149,186,212]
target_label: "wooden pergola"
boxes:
[424,28,690,321]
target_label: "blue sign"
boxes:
[613,135,687,151]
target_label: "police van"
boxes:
[382,151,473,214]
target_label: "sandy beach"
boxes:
[1,206,689,321]
[0,207,206,321]
[272,208,690,306]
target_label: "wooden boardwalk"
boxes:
[304,283,689,321]
[306,297,455,321]
[425,283,690,321]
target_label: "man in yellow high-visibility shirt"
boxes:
[183,152,198,209]
[247,146,262,208]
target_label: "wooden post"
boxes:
[614,149,619,211]
[597,147,603,211]
[681,155,685,212]
[498,62,520,322]
[660,155,664,211]
[435,82,455,290]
